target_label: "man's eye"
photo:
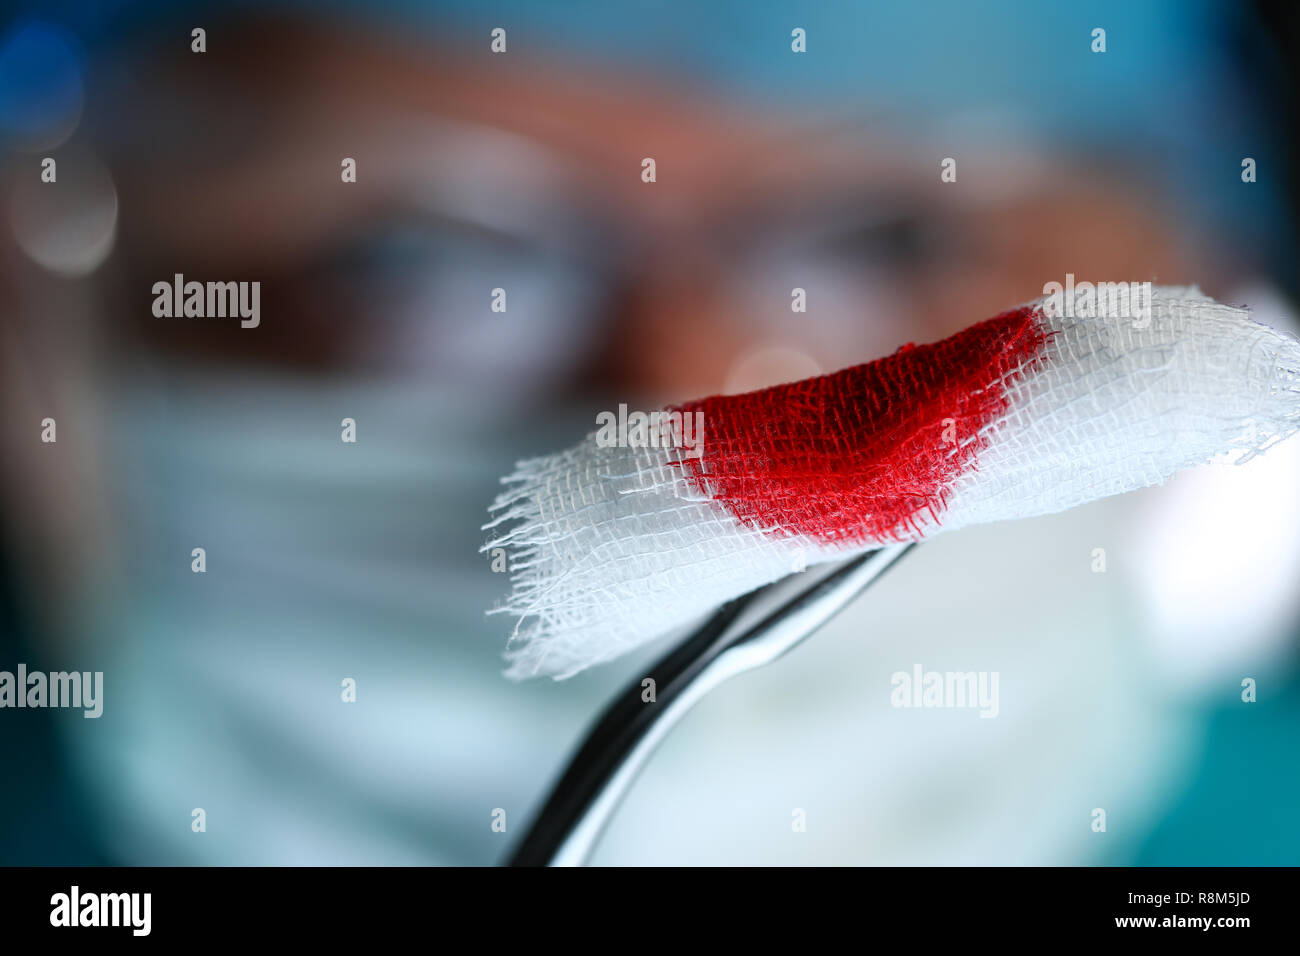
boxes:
[817,215,958,271]
[284,219,609,388]
[310,222,446,281]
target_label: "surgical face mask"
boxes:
[60,364,627,865]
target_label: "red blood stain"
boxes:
[671,307,1051,547]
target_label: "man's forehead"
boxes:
[121,21,769,172]
[107,17,922,234]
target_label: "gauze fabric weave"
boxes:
[485,286,1300,679]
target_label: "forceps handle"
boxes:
[508,542,915,866]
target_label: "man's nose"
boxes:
[590,259,758,397]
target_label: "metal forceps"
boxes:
[508,542,915,866]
